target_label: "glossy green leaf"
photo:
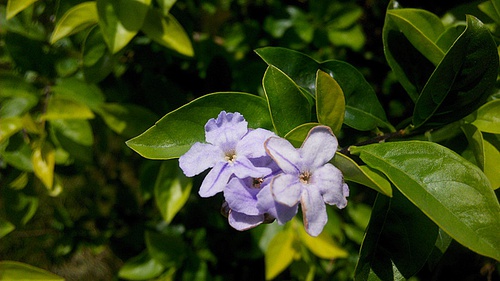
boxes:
[482,134,500,190]
[32,142,55,190]
[141,10,194,57]
[0,261,63,280]
[145,230,187,267]
[265,227,299,280]
[284,123,320,147]
[296,219,348,259]
[263,65,311,136]
[118,250,165,280]
[82,27,117,83]
[126,92,272,160]
[0,218,15,239]
[413,15,498,128]
[97,0,151,53]
[386,9,445,65]
[355,190,438,280]
[435,24,466,52]
[50,119,94,146]
[6,0,38,19]
[315,70,345,134]
[351,141,500,261]
[471,99,500,134]
[51,78,105,110]
[43,97,95,120]
[0,117,23,143]
[321,60,393,131]
[96,103,158,138]
[154,160,192,224]
[331,152,392,197]
[382,1,436,102]
[50,1,98,44]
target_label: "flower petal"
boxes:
[205,111,248,147]
[179,143,224,177]
[233,156,272,179]
[198,162,232,197]
[256,185,298,224]
[271,174,303,207]
[311,163,348,207]
[300,126,338,169]
[237,128,276,158]
[228,210,264,231]
[301,186,328,237]
[265,136,301,174]
[224,178,260,215]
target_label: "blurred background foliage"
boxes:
[0,0,497,280]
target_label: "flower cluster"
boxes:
[179,111,349,236]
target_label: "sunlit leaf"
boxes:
[141,10,194,57]
[0,218,15,239]
[49,119,94,146]
[51,77,105,110]
[413,15,498,128]
[0,117,23,143]
[296,219,348,259]
[263,65,311,136]
[355,190,438,280]
[154,160,192,224]
[6,0,38,19]
[96,103,159,138]
[351,141,500,261]
[331,152,392,197]
[0,261,63,280]
[471,99,500,134]
[32,142,55,190]
[265,227,299,280]
[479,0,500,25]
[0,135,34,171]
[315,70,344,134]
[119,250,165,280]
[126,92,272,160]
[50,1,98,44]
[97,0,151,53]
[43,97,95,120]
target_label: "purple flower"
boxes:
[179,111,276,197]
[264,126,349,236]
[223,157,297,230]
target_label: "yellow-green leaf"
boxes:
[315,70,345,135]
[32,142,55,189]
[50,2,98,44]
[0,117,23,143]
[6,0,38,19]
[0,261,64,280]
[0,219,15,239]
[296,220,348,259]
[265,228,299,280]
[42,97,95,120]
[471,99,500,134]
[141,10,194,57]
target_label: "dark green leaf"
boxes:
[126,92,272,159]
[145,230,187,267]
[82,27,117,83]
[0,218,15,239]
[351,141,500,261]
[413,15,498,128]
[51,77,105,110]
[118,250,165,280]
[355,190,438,280]
[50,119,94,146]
[2,186,39,226]
[96,103,159,138]
[263,65,311,136]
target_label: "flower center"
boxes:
[252,178,264,188]
[299,171,311,184]
[224,151,237,163]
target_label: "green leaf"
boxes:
[6,0,38,19]
[0,261,64,280]
[145,230,187,267]
[479,0,500,25]
[327,24,366,51]
[51,78,105,110]
[141,10,194,57]
[382,2,436,102]
[284,123,320,147]
[315,70,345,134]
[320,60,393,131]
[0,218,15,239]
[386,9,445,66]
[126,92,272,160]
[263,65,311,136]
[96,103,159,138]
[0,117,23,143]
[413,15,498,128]
[296,220,348,259]
[0,134,34,171]
[471,99,500,134]
[50,1,98,44]
[43,97,95,120]
[49,119,94,146]
[351,141,500,261]
[32,142,55,190]
[82,27,117,83]
[118,250,165,280]
[97,0,151,53]
[265,227,299,280]
[1,185,38,225]
[355,190,438,280]
[0,74,39,118]
[331,152,392,197]
[154,160,192,224]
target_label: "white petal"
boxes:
[301,187,327,237]
[300,126,338,169]
[237,128,276,158]
[228,211,264,231]
[265,136,301,174]
[312,164,349,208]
[271,174,303,207]
[179,143,224,177]
[205,111,248,147]
[198,162,232,197]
